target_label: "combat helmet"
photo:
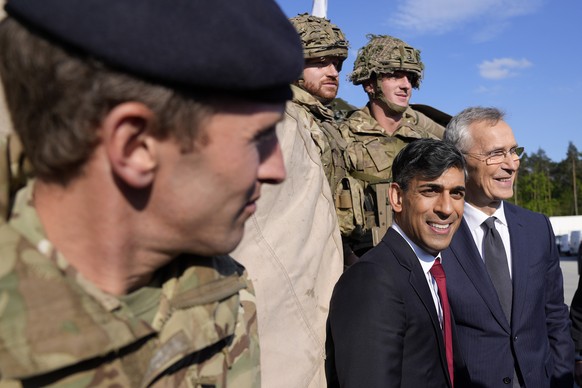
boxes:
[349,34,423,88]
[289,13,348,60]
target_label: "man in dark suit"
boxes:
[442,106,574,387]
[326,139,467,387]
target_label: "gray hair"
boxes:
[444,107,505,152]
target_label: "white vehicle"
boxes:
[556,234,570,255]
[549,216,582,254]
[570,230,582,256]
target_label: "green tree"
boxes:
[567,142,580,215]
[514,149,557,214]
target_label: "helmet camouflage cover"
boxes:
[289,13,349,60]
[349,34,423,88]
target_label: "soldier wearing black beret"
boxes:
[0,0,302,386]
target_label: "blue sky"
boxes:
[275,0,582,162]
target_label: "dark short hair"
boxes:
[392,139,466,191]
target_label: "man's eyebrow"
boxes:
[418,183,443,190]
[418,183,466,192]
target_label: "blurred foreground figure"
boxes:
[0,0,302,385]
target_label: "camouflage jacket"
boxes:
[0,181,260,387]
[290,85,364,237]
[340,104,444,183]
[339,105,444,250]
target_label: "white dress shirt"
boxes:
[463,201,513,278]
[392,223,444,328]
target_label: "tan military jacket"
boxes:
[231,85,344,388]
[0,181,260,387]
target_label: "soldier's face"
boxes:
[378,71,413,108]
[389,167,465,255]
[301,56,342,103]
[152,100,286,256]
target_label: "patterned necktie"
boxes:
[482,217,512,322]
[430,258,454,386]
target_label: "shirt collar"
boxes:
[391,223,440,274]
[464,200,507,231]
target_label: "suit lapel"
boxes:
[449,220,511,333]
[504,203,527,327]
[385,229,451,382]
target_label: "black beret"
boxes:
[4,0,303,102]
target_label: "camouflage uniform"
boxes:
[291,85,364,237]
[0,180,260,387]
[341,34,445,253]
[289,14,364,238]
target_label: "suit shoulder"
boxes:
[504,201,549,222]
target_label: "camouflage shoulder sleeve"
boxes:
[410,109,445,139]
[0,226,259,387]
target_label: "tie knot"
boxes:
[430,258,445,279]
[483,217,497,230]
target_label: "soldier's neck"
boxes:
[33,175,166,296]
[369,101,403,135]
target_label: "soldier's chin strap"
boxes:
[373,77,407,115]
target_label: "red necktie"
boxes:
[430,258,454,387]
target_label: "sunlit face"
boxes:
[152,100,286,256]
[301,56,343,103]
[463,120,519,214]
[390,167,466,255]
[377,71,414,108]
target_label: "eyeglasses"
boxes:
[464,146,525,165]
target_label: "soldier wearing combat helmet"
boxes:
[340,34,446,256]
[231,13,356,388]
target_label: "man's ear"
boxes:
[363,80,376,99]
[388,182,403,213]
[100,102,159,188]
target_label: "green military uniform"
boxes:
[291,84,345,189]
[340,104,444,253]
[343,104,444,175]
[339,34,447,255]
[0,180,260,387]
[291,84,364,238]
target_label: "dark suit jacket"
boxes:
[326,228,462,387]
[442,201,574,387]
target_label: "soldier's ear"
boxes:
[388,182,403,213]
[100,102,159,188]
[363,80,375,96]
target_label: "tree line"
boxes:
[512,141,581,216]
